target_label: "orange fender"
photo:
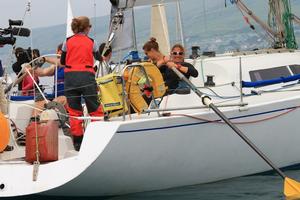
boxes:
[0,112,10,152]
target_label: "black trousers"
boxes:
[64,71,101,135]
[64,71,99,113]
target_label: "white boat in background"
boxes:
[1,0,300,197]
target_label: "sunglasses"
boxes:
[172,52,184,56]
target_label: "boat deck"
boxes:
[0,129,77,164]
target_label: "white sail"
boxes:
[66,0,74,38]
[151,4,170,55]
[109,0,174,53]
[110,8,134,51]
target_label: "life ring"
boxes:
[125,62,167,113]
[0,112,10,152]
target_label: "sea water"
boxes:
[8,168,300,200]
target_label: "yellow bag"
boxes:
[97,73,128,117]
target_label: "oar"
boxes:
[170,67,300,199]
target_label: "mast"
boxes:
[175,0,185,47]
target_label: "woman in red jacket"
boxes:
[60,16,102,151]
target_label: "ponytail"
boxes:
[143,37,159,52]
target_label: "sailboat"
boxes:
[1,0,300,197]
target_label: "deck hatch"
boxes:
[249,66,291,82]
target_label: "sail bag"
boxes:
[97,73,128,117]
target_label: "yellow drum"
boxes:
[125,62,167,114]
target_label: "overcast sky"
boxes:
[0,0,111,29]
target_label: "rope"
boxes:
[24,67,49,104]
[292,14,300,25]
[22,0,40,180]
[234,0,279,46]
[170,106,298,125]
[9,119,25,134]
[236,2,275,45]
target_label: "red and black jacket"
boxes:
[60,34,99,74]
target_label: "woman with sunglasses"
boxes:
[143,38,182,94]
[169,44,198,91]
[143,39,198,94]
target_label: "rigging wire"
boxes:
[202,0,208,34]
[174,0,185,46]
[26,0,34,54]
[93,0,97,40]
[235,3,275,47]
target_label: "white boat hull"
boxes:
[2,50,300,197]
[48,99,300,196]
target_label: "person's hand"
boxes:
[21,63,33,73]
[33,57,45,67]
[176,63,183,70]
[166,61,178,69]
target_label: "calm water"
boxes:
[6,168,300,200]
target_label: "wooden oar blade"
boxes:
[284,177,300,199]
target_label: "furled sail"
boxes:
[66,0,74,38]
[151,4,170,55]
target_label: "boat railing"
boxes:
[194,55,248,110]
[120,56,250,119]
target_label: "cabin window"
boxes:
[249,66,291,82]
[289,65,300,75]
